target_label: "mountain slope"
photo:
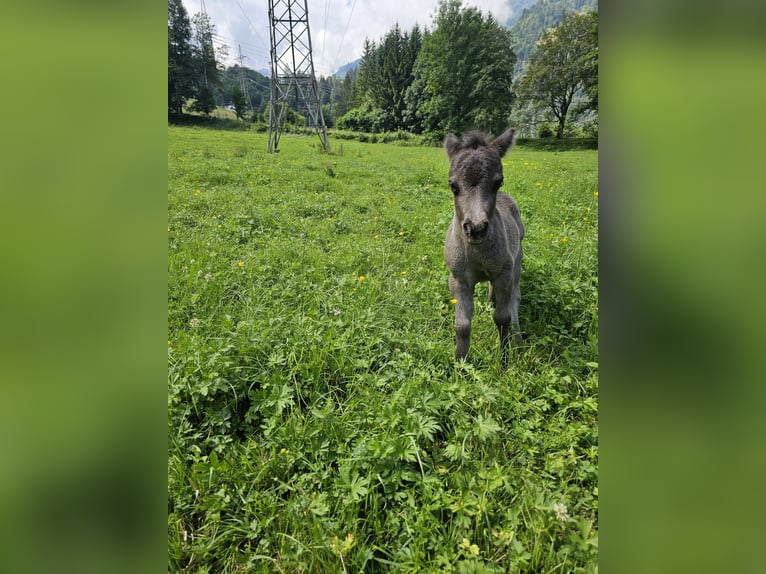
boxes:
[510,0,598,77]
[505,0,540,26]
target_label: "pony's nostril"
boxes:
[463,220,488,238]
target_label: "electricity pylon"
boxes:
[237,45,251,112]
[267,0,329,153]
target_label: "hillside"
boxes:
[505,0,540,26]
[334,58,362,79]
[511,0,598,77]
[220,65,271,114]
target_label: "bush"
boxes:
[538,124,555,138]
[582,119,598,139]
[336,107,392,133]
[380,130,411,144]
[516,137,598,151]
[421,131,446,147]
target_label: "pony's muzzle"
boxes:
[462,219,489,240]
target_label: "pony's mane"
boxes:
[459,131,491,149]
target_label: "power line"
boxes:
[188,0,341,76]
[336,0,358,69]
[211,32,266,54]
[233,0,268,49]
[211,32,269,64]
[320,0,330,71]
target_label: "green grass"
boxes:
[168,127,598,573]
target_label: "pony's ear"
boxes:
[444,134,462,159]
[490,128,515,158]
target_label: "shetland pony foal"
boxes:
[443,128,525,368]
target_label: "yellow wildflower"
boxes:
[594,191,599,197]
[358,275,365,282]
[450,298,458,304]
[331,532,356,556]
[459,538,480,556]
[493,530,515,544]
[237,261,245,267]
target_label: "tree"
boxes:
[412,0,517,135]
[354,39,378,109]
[576,11,598,116]
[168,0,195,116]
[191,11,227,116]
[231,85,248,119]
[510,0,598,78]
[334,70,356,119]
[402,72,429,133]
[376,24,421,129]
[345,24,423,132]
[517,11,597,139]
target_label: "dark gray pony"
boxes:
[443,128,524,367]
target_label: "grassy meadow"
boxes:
[168,126,598,572]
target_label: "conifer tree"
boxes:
[168,0,195,116]
[191,11,227,116]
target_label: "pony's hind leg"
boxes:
[510,280,522,343]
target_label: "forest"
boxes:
[168,0,598,140]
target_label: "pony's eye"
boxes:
[449,182,460,195]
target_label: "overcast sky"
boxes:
[181,0,516,77]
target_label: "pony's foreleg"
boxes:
[490,277,515,369]
[449,274,475,362]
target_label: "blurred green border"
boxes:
[601,2,766,573]
[0,3,167,573]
